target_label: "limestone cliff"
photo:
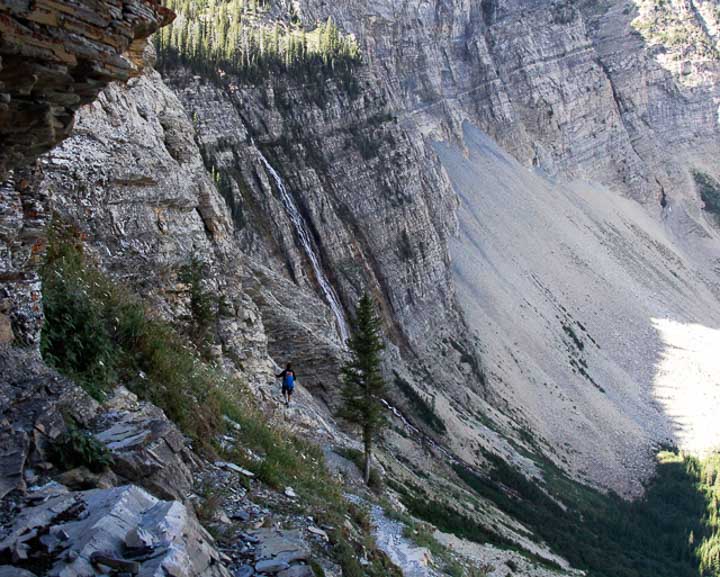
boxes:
[4,0,720,575]
[0,0,174,180]
[149,0,720,494]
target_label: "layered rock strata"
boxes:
[0,0,174,180]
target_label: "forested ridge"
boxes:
[155,0,360,81]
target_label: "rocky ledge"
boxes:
[0,0,174,180]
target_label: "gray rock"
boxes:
[232,566,254,577]
[0,566,37,577]
[277,566,314,577]
[124,526,156,550]
[94,394,199,501]
[0,484,231,577]
[255,558,290,574]
[253,530,309,566]
[0,346,99,499]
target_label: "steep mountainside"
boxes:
[149,0,720,494]
[4,0,720,576]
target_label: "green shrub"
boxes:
[336,447,384,492]
[50,426,113,473]
[178,255,217,353]
[393,372,446,435]
[694,171,720,224]
[40,220,222,445]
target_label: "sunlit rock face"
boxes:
[438,123,720,495]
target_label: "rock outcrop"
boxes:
[0,483,230,577]
[0,345,97,500]
[0,0,173,180]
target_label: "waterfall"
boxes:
[256,150,350,344]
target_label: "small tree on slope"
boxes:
[340,293,387,485]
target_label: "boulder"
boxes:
[0,484,231,577]
[94,388,201,501]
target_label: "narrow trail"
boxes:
[346,495,438,577]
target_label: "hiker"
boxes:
[276,363,296,406]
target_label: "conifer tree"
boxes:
[340,293,387,485]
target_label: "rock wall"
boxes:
[155,0,720,492]
[30,60,275,388]
[0,0,175,349]
[0,0,174,180]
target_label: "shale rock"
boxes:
[0,345,98,499]
[0,484,231,577]
[93,387,201,502]
[0,0,174,180]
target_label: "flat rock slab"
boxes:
[278,566,314,577]
[94,391,199,501]
[252,529,309,565]
[0,484,231,577]
[255,558,290,573]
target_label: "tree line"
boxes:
[155,0,360,82]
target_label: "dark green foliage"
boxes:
[40,223,118,400]
[393,371,446,434]
[50,425,112,473]
[454,451,720,577]
[336,447,384,492]
[155,0,360,87]
[40,220,222,444]
[693,171,720,224]
[389,478,521,554]
[562,323,584,351]
[340,293,387,485]
[178,255,216,352]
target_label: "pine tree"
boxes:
[340,293,387,485]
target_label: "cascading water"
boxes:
[256,149,350,344]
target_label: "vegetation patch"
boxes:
[393,371,446,435]
[156,0,360,86]
[49,424,113,473]
[40,220,399,576]
[335,447,384,492]
[41,220,222,444]
[455,450,720,577]
[693,171,720,224]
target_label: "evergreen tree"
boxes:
[340,293,387,485]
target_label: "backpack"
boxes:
[283,371,295,390]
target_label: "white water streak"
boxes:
[257,150,350,343]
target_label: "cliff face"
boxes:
[146,0,720,494]
[8,0,720,503]
[0,0,174,181]
[0,0,175,352]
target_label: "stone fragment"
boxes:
[284,487,297,499]
[94,398,196,501]
[215,461,255,478]
[255,558,290,574]
[278,566,314,577]
[124,526,155,550]
[0,567,37,577]
[307,526,329,541]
